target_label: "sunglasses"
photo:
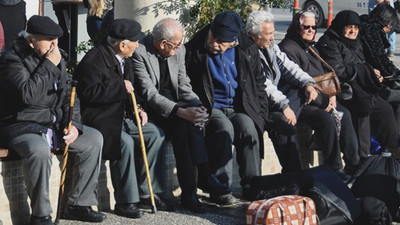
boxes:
[302,25,317,30]
[344,25,359,30]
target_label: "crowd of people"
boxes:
[0,0,400,225]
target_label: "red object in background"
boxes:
[327,0,333,28]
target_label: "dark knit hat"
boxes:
[108,19,144,41]
[27,15,63,38]
[210,11,244,42]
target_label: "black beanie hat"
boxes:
[210,11,244,42]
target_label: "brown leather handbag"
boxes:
[308,46,341,97]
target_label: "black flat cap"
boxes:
[108,19,145,41]
[27,15,63,38]
[210,11,244,42]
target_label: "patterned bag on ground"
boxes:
[246,195,319,225]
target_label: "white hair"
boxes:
[299,11,315,25]
[106,36,130,47]
[246,10,275,37]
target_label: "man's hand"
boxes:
[46,42,62,66]
[138,108,148,126]
[282,107,297,126]
[124,80,134,93]
[63,126,78,146]
[305,85,318,104]
[176,106,209,128]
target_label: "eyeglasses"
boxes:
[164,39,182,50]
[344,25,359,30]
[302,25,317,30]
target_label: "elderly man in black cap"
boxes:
[185,11,269,199]
[0,15,105,225]
[74,18,173,218]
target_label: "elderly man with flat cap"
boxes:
[185,11,269,199]
[0,15,105,225]
[74,19,174,218]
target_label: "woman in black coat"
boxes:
[316,10,399,159]
[360,3,400,132]
[279,11,360,174]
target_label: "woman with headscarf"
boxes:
[279,11,360,174]
[316,10,400,160]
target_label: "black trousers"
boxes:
[344,96,398,158]
[299,103,359,170]
[205,108,261,188]
[154,116,207,194]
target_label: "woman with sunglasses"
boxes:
[316,10,400,160]
[279,11,360,176]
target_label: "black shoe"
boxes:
[210,193,237,205]
[333,169,351,183]
[64,205,106,222]
[180,192,207,213]
[198,174,231,196]
[30,215,53,225]
[114,203,144,218]
[138,194,177,212]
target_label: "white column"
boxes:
[115,0,183,32]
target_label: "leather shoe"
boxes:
[64,205,106,222]
[30,215,53,225]
[198,174,231,196]
[114,203,144,218]
[180,192,207,213]
[210,193,237,205]
[138,194,177,212]
[333,169,351,183]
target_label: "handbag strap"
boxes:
[308,46,334,73]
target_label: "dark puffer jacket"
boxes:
[0,36,83,145]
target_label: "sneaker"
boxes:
[138,194,177,212]
[30,215,53,225]
[210,193,237,205]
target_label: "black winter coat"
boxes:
[0,36,83,145]
[359,15,400,79]
[317,28,382,113]
[74,42,136,160]
[185,26,269,155]
[279,30,326,78]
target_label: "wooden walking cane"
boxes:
[55,80,78,224]
[130,91,158,213]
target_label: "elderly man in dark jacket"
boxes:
[0,16,105,225]
[185,11,269,199]
[74,19,172,218]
